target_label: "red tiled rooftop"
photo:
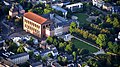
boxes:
[24,12,47,24]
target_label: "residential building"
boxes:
[27,0,41,4]
[48,45,58,56]
[51,5,68,18]
[45,13,73,37]
[39,40,49,49]
[66,3,83,12]
[24,46,36,52]
[8,53,29,64]
[102,3,112,11]
[0,57,18,67]
[9,3,25,18]
[30,62,43,67]
[40,49,52,56]
[23,12,52,38]
[40,48,58,57]
[92,0,104,8]
[112,6,120,14]
[80,0,92,2]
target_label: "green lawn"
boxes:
[71,38,98,53]
[74,13,89,23]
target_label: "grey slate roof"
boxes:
[10,53,28,59]
[31,62,42,67]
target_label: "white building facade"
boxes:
[8,53,29,64]
[92,0,104,8]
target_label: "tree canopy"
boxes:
[96,34,107,48]
[69,22,77,33]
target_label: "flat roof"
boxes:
[31,62,42,67]
[52,5,67,13]
[66,2,83,7]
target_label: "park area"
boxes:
[71,38,99,53]
[74,13,89,23]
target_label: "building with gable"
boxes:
[23,12,53,38]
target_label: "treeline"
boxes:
[90,24,110,34]
[75,28,97,41]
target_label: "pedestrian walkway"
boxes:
[93,49,105,55]
[71,35,106,55]
[73,36,100,49]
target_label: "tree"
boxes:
[59,42,65,51]
[35,54,41,61]
[53,38,58,46]
[108,41,113,50]
[79,48,90,55]
[44,8,52,14]
[17,44,25,53]
[113,43,120,54]
[46,36,53,44]
[58,56,62,62]
[83,31,89,39]
[106,15,112,23]
[69,22,77,33]
[65,43,73,53]
[42,56,47,62]
[95,18,101,24]
[62,57,68,64]
[104,0,111,3]
[48,53,53,58]
[96,34,107,48]
[8,42,18,53]
[72,51,77,61]
[28,50,34,58]
[112,18,120,28]
[7,15,11,21]
[87,58,99,67]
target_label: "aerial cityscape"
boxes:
[0,0,120,67]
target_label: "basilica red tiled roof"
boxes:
[24,12,47,24]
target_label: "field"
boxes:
[71,38,98,53]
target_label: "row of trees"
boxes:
[76,28,97,41]
[90,24,110,34]
[108,42,120,55]
[84,54,120,67]
[106,15,120,28]
[69,22,97,41]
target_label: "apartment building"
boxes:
[8,53,29,64]
[9,3,25,18]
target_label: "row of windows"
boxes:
[43,24,51,29]
[25,24,39,33]
[24,19,40,28]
